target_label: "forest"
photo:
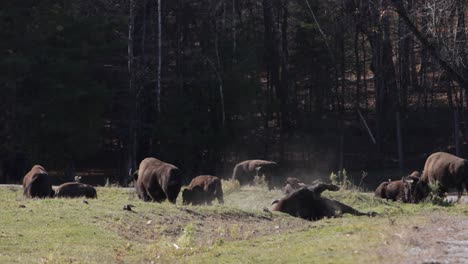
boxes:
[1,0,468,186]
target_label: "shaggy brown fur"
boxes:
[232,159,278,189]
[273,183,376,221]
[375,171,428,203]
[22,165,54,198]
[421,152,468,199]
[55,182,97,198]
[182,175,224,205]
[375,180,411,202]
[134,157,182,203]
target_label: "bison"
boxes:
[374,171,428,203]
[133,157,182,203]
[283,177,307,195]
[55,182,97,198]
[22,165,54,198]
[421,152,468,200]
[272,183,376,221]
[232,160,278,190]
[182,175,224,205]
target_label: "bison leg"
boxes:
[326,198,375,217]
[217,195,224,204]
[456,184,465,201]
[307,183,340,197]
[141,188,152,202]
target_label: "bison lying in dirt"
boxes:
[232,159,278,190]
[55,182,97,198]
[272,183,376,221]
[421,152,468,200]
[182,175,224,205]
[374,171,428,203]
[133,157,182,203]
[23,165,54,198]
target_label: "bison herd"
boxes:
[374,152,468,203]
[22,165,97,199]
[19,151,468,222]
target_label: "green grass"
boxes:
[0,184,467,263]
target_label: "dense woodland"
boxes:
[1,0,468,185]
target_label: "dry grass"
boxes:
[0,184,467,263]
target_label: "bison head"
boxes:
[412,180,430,203]
[166,168,182,204]
[182,186,205,205]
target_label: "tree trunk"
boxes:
[127,0,137,183]
[398,10,410,113]
[364,1,398,152]
[455,1,468,142]
[454,110,461,157]
[232,0,236,58]
[214,24,226,126]
[362,33,368,111]
[396,111,404,169]
[156,0,162,113]
[354,26,361,109]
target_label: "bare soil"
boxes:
[402,213,468,264]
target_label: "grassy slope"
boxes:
[0,185,467,263]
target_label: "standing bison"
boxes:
[133,157,182,203]
[232,160,278,189]
[421,152,468,199]
[182,175,224,205]
[272,183,376,221]
[55,182,97,198]
[22,165,54,198]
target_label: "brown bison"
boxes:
[420,152,468,199]
[283,177,307,195]
[182,175,224,205]
[374,171,428,203]
[133,157,182,203]
[272,183,376,221]
[55,182,97,198]
[232,160,278,189]
[22,165,54,198]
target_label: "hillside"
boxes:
[1,184,467,263]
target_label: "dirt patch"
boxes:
[402,214,468,264]
[102,206,314,247]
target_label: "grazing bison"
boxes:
[232,160,278,189]
[182,175,224,205]
[283,177,307,195]
[55,182,97,198]
[421,152,468,199]
[273,183,376,221]
[133,157,182,203]
[22,165,54,198]
[374,171,428,203]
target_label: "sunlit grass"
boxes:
[0,184,466,263]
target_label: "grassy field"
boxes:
[0,183,467,263]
